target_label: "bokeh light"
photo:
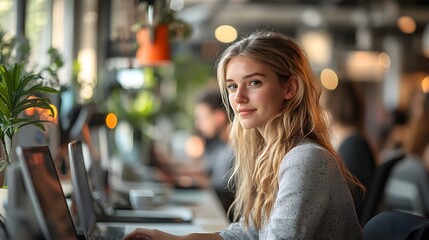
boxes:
[106,112,118,129]
[215,25,238,43]
[378,52,391,69]
[397,16,416,34]
[185,135,205,159]
[320,68,339,90]
[421,76,429,93]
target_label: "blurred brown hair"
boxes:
[405,93,429,158]
[324,80,365,132]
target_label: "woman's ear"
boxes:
[283,76,298,100]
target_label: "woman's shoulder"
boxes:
[280,141,335,172]
[286,141,331,159]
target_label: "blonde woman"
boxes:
[124,31,363,240]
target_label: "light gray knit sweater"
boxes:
[219,141,363,240]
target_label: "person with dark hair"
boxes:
[387,92,429,216]
[194,89,235,218]
[323,80,376,221]
[404,92,429,159]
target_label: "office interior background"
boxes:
[1,0,429,173]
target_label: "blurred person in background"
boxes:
[403,92,429,161]
[193,90,235,217]
[388,92,429,216]
[323,80,376,221]
[151,89,235,218]
[378,108,408,163]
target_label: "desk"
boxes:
[0,184,230,236]
[110,179,230,234]
[170,189,229,232]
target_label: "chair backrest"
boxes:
[363,211,429,240]
[384,156,429,217]
[359,151,405,226]
[385,179,424,216]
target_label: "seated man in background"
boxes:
[193,90,235,217]
[152,90,235,219]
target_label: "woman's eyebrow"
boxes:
[243,72,266,79]
[226,72,266,82]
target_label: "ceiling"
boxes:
[177,0,429,42]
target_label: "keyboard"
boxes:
[92,225,124,240]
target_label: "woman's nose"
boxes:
[234,87,248,103]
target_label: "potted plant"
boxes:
[0,62,59,186]
[134,0,192,65]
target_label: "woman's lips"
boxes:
[238,108,256,116]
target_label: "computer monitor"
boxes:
[68,140,99,236]
[5,162,41,240]
[16,146,78,240]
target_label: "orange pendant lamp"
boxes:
[136,25,171,66]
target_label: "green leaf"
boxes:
[14,73,42,97]
[0,103,8,116]
[0,161,7,173]
[11,63,23,92]
[0,62,59,146]
[17,119,53,131]
[14,97,53,111]
[23,84,59,96]
[13,101,54,118]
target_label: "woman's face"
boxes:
[225,56,288,132]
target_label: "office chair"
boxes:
[384,156,429,217]
[359,150,405,226]
[363,211,429,240]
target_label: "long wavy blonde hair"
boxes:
[216,31,362,230]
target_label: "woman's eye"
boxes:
[249,80,261,86]
[227,84,237,91]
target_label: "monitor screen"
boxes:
[18,146,78,240]
[68,140,98,236]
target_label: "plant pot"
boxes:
[136,25,171,65]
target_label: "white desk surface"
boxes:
[0,180,230,236]
[110,179,230,235]
[170,189,230,232]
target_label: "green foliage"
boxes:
[0,30,30,66]
[1,29,63,89]
[0,30,15,65]
[0,29,63,174]
[0,62,59,164]
[39,47,65,89]
[106,88,159,132]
